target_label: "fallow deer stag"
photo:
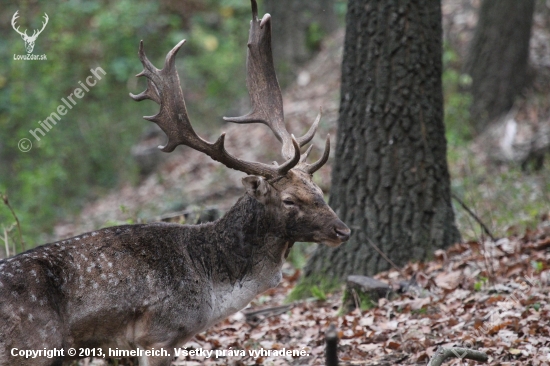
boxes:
[0,1,350,365]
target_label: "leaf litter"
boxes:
[171,220,549,365]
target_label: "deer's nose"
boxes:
[334,223,351,242]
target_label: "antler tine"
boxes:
[300,134,331,175]
[296,108,322,147]
[130,39,300,178]
[295,108,329,173]
[130,40,167,105]
[299,145,314,163]
[11,11,27,37]
[223,0,320,161]
[36,13,48,36]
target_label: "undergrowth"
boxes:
[442,43,550,241]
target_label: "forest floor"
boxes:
[54,1,550,365]
[173,225,550,365]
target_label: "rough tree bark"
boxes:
[465,0,535,133]
[301,0,461,287]
[264,0,337,86]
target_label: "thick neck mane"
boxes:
[192,194,289,286]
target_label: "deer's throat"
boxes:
[204,196,290,326]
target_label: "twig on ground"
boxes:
[451,193,496,242]
[243,303,294,329]
[351,288,361,314]
[366,236,404,277]
[427,346,488,366]
[452,193,498,284]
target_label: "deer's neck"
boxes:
[199,194,289,323]
[211,194,289,283]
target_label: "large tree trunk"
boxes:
[301,0,461,288]
[465,0,535,133]
[264,0,337,86]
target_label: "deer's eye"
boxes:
[283,199,296,207]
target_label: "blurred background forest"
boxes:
[1,0,550,255]
[0,0,345,248]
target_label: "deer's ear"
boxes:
[242,176,271,203]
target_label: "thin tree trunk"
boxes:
[301,0,461,288]
[465,0,535,133]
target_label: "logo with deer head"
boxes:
[11,10,49,54]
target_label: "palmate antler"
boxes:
[130,0,329,178]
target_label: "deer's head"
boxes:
[131,0,350,247]
[242,170,350,247]
[11,11,48,54]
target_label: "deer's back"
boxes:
[0,222,214,356]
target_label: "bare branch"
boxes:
[1,193,25,253]
[452,193,496,241]
[366,236,403,276]
[427,346,489,366]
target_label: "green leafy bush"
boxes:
[0,0,251,248]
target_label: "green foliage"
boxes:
[411,307,428,315]
[334,1,348,19]
[287,242,315,269]
[306,22,325,52]
[0,193,26,254]
[450,155,550,240]
[442,42,473,146]
[443,42,550,241]
[287,275,340,301]
[474,276,489,291]
[0,0,251,248]
[310,285,327,301]
[531,261,543,273]
[179,2,249,128]
[340,289,376,314]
